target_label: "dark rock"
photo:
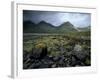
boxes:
[40,46,48,58]
[75,65,81,67]
[31,46,48,59]
[60,55,65,60]
[23,51,30,62]
[73,51,87,61]
[29,61,42,69]
[23,62,31,69]
[39,63,50,68]
[41,59,48,64]
[53,56,60,62]
[48,55,54,60]
[48,61,54,65]
[51,64,57,68]
[58,59,65,67]
[70,56,77,66]
[59,46,66,54]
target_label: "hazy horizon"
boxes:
[23,10,91,28]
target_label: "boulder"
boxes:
[73,51,87,61]
[74,44,82,52]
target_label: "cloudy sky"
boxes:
[23,10,91,28]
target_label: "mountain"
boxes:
[23,21,36,33]
[58,22,77,32]
[36,21,56,33]
[23,20,78,33]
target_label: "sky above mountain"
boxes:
[23,10,91,28]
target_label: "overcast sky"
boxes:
[23,10,91,28]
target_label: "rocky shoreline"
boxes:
[23,45,91,69]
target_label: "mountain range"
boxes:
[23,20,90,33]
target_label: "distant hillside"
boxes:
[23,20,78,33]
[77,26,90,31]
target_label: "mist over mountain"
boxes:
[23,20,90,33]
[77,26,90,31]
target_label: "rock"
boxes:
[31,48,41,59]
[64,58,68,61]
[73,51,87,61]
[59,46,66,54]
[23,51,30,62]
[60,55,65,60]
[51,64,57,68]
[31,45,48,59]
[23,62,31,69]
[48,55,54,60]
[58,59,65,67]
[40,46,48,58]
[65,52,72,56]
[75,65,81,67]
[70,56,77,66]
[80,62,85,66]
[41,59,48,64]
[74,44,82,52]
[64,56,72,66]
[24,58,31,64]
[48,61,54,65]
[29,61,42,69]
[53,56,60,62]
[39,63,50,68]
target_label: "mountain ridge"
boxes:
[23,20,89,33]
